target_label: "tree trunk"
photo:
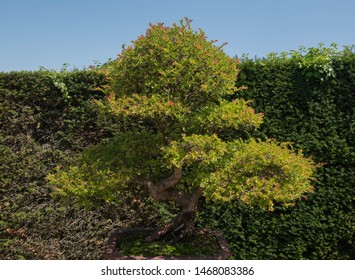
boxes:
[136,166,203,241]
[147,187,203,241]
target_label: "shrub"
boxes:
[47,19,315,244]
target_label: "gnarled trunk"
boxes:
[147,186,203,241]
[136,166,203,241]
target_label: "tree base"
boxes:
[103,227,232,260]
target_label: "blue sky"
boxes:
[1,0,354,71]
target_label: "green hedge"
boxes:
[0,70,100,258]
[198,45,355,259]
[1,45,354,259]
[0,70,164,259]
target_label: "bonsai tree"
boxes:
[48,18,316,242]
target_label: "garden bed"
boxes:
[103,227,232,260]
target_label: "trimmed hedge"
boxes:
[198,46,355,259]
[0,70,164,259]
[1,45,354,259]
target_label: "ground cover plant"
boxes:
[47,18,316,247]
[117,230,220,257]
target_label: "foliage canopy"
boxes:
[47,19,316,236]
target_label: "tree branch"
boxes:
[156,165,183,192]
[133,165,183,204]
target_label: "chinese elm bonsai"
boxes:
[47,18,316,243]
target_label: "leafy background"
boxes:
[1,45,354,259]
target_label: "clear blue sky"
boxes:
[1,0,354,72]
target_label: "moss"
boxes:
[117,230,220,257]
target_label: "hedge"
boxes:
[198,45,355,259]
[0,69,164,259]
[1,45,354,259]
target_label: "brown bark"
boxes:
[135,166,203,241]
[146,187,203,241]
